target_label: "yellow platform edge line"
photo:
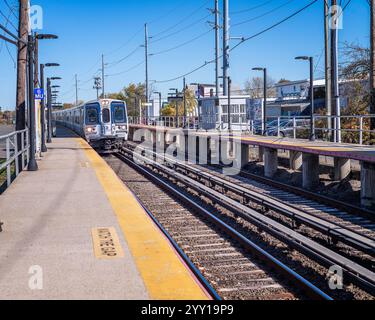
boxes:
[78,139,210,300]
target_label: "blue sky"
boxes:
[0,0,371,109]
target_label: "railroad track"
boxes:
[116,143,375,298]
[107,153,331,300]
[125,142,375,260]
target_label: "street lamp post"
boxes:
[27,35,38,171]
[40,63,59,151]
[47,77,62,142]
[252,67,267,135]
[295,56,315,141]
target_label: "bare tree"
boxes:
[244,77,276,99]
[340,42,370,80]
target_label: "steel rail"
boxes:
[237,169,375,222]
[128,142,375,256]
[115,150,333,301]
[120,146,375,295]
[125,184,222,301]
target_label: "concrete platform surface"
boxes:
[129,124,375,163]
[0,127,209,300]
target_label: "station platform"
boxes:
[129,124,375,163]
[0,127,210,300]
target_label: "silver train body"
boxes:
[53,99,129,153]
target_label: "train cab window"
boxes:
[111,102,126,123]
[85,105,99,125]
[102,108,111,123]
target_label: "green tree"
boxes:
[160,89,197,117]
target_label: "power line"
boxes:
[154,0,318,84]
[106,60,145,77]
[150,13,211,44]
[106,45,142,68]
[3,0,18,19]
[232,0,275,15]
[105,26,143,56]
[0,8,18,31]
[148,0,187,25]
[151,0,210,39]
[232,0,295,28]
[150,29,213,57]
[231,0,319,52]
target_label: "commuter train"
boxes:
[53,99,128,153]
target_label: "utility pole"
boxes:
[223,0,229,96]
[16,0,29,170]
[145,23,149,118]
[75,74,78,106]
[101,54,105,98]
[324,0,332,139]
[214,0,220,97]
[370,0,375,130]
[331,0,341,143]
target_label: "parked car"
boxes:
[266,119,310,137]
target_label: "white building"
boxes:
[199,95,249,131]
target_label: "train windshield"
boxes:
[85,104,100,125]
[111,102,127,124]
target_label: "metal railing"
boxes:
[0,130,29,190]
[130,116,200,129]
[129,115,375,145]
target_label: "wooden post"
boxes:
[16,0,29,170]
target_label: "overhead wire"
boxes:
[150,28,213,57]
[232,0,295,28]
[150,0,210,39]
[154,0,319,84]
[232,0,275,15]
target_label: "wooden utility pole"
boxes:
[16,0,29,132]
[370,0,375,130]
[324,0,332,139]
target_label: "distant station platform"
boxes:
[0,126,210,300]
[129,124,375,164]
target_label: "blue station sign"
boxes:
[34,88,45,100]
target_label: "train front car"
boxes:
[98,99,128,153]
[83,102,102,148]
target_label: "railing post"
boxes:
[21,131,25,170]
[293,117,297,139]
[312,115,316,141]
[360,116,364,145]
[14,134,19,176]
[26,130,30,166]
[277,117,281,137]
[6,137,11,188]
